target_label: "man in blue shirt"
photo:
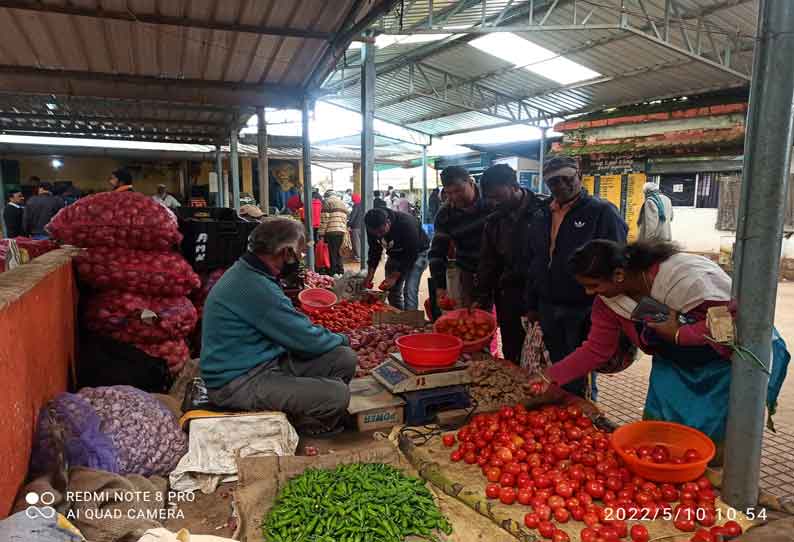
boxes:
[200,217,357,435]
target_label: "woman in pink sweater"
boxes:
[532,240,737,441]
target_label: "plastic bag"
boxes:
[340,229,354,258]
[47,192,182,250]
[315,239,331,269]
[83,291,198,344]
[520,322,551,374]
[76,248,200,296]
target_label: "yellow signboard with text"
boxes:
[598,175,622,210]
[582,176,595,196]
[625,173,647,241]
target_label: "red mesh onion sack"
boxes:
[83,291,198,344]
[47,191,182,250]
[76,247,200,296]
[192,267,226,318]
[134,340,190,375]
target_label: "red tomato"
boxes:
[524,512,540,529]
[674,517,697,532]
[538,520,556,539]
[692,528,716,542]
[486,467,502,483]
[552,530,570,542]
[581,527,598,542]
[570,506,585,521]
[722,521,742,537]
[485,483,500,499]
[450,450,463,462]
[555,481,574,498]
[696,476,713,491]
[660,484,679,502]
[684,448,702,462]
[553,507,570,523]
[605,476,623,492]
[505,462,523,476]
[630,524,649,542]
[534,504,552,521]
[496,447,513,462]
[651,444,671,463]
[547,495,566,510]
[584,480,606,499]
[500,472,516,487]
[535,474,553,489]
[600,526,620,541]
[583,512,600,528]
[517,488,534,506]
[611,520,628,538]
[464,451,477,464]
[553,443,571,460]
[499,486,516,505]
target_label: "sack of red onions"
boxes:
[76,247,200,296]
[83,291,198,344]
[191,267,226,317]
[47,192,182,250]
[134,339,190,375]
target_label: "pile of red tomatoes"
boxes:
[623,444,702,465]
[443,403,745,542]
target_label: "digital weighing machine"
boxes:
[371,353,473,425]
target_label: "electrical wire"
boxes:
[397,397,479,447]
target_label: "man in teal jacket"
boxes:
[200,217,357,435]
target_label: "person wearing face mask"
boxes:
[525,156,627,399]
[199,217,357,436]
[474,164,546,362]
[429,166,492,308]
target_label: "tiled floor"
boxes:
[597,357,794,499]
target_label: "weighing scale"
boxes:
[370,353,473,426]
[371,353,472,393]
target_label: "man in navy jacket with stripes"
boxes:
[526,156,628,399]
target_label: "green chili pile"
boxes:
[262,463,453,542]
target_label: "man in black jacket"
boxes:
[526,156,628,398]
[475,164,546,361]
[3,191,25,238]
[429,166,491,308]
[23,182,65,239]
[364,208,429,310]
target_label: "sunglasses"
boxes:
[545,174,578,186]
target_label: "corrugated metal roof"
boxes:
[322,0,758,136]
[0,0,395,143]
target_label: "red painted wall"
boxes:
[0,250,77,517]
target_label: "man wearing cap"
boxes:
[108,169,134,192]
[152,184,181,210]
[638,182,673,241]
[525,156,627,399]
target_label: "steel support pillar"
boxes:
[723,0,794,511]
[538,127,547,187]
[360,35,376,271]
[257,106,269,213]
[421,145,429,224]
[230,126,241,214]
[214,145,224,207]
[302,97,315,271]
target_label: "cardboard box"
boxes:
[347,376,405,432]
[372,309,427,327]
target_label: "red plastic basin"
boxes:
[433,309,497,353]
[298,288,338,313]
[611,421,716,483]
[396,333,463,368]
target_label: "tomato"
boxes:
[464,451,477,464]
[611,520,628,538]
[684,448,702,462]
[555,481,574,498]
[535,474,553,489]
[583,512,600,528]
[486,467,501,483]
[547,495,565,510]
[570,506,585,521]
[500,406,515,419]
[696,476,713,491]
[605,476,623,492]
[635,492,653,506]
[600,526,620,541]
[496,447,513,462]
[674,517,697,532]
[538,520,556,539]
[584,480,606,499]
[450,450,463,462]
[722,521,742,537]
[660,484,679,502]
[498,472,515,487]
[553,443,571,460]
[581,527,598,542]
[505,462,522,476]
[485,483,501,499]
[630,524,649,542]
[534,504,552,521]
[499,486,517,505]
[552,530,570,542]
[553,507,570,523]
[650,444,671,463]
[524,512,540,529]
[517,488,534,506]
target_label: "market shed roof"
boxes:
[322,0,758,137]
[0,0,397,144]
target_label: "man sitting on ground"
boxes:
[200,217,357,435]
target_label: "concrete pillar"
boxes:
[257,106,269,213]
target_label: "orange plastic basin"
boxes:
[611,421,716,483]
[433,309,497,353]
[396,333,463,368]
[298,288,338,313]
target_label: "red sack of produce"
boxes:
[134,339,190,375]
[0,237,59,271]
[83,291,198,344]
[75,247,201,296]
[47,191,182,250]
